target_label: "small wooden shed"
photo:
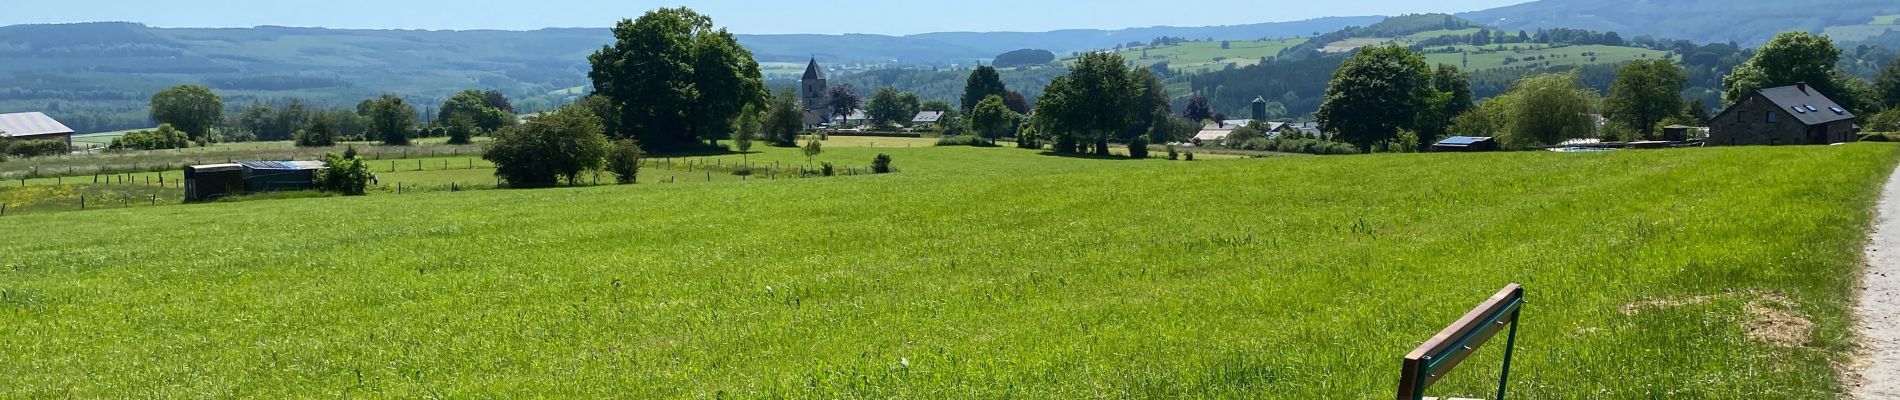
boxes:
[184,164,244,202]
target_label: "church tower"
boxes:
[800,58,828,111]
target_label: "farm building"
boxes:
[0,112,75,149]
[1192,120,1298,143]
[1433,136,1499,152]
[1708,84,1857,146]
[911,111,946,128]
[184,160,325,202]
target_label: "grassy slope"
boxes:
[2,144,1897,397]
[1108,39,1306,72]
[1424,45,1673,71]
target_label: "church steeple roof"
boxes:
[802,57,825,80]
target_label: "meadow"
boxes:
[0,143,1895,398]
[1424,44,1673,71]
[1107,39,1307,72]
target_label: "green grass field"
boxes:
[2,143,1895,397]
[1108,39,1307,72]
[1425,45,1673,71]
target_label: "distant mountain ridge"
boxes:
[1458,0,1900,46]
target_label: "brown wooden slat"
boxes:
[1396,283,1523,400]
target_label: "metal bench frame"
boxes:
[1396,283,1524,400]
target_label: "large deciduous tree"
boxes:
[1723,32,1861,112]
[588,7,764,151]
[1182,94,1213,122]
[970,94,1014,141]
[1317,45,1432,151]
[367,94,417,145]
[1603,59,1688,139]
[439,89,516,132]
[149,84,224,141]
[763,88,805,147]
[1878,56,1900,109]
[826,85,861,127]
[1500,73,1599,147]
[867,87,922,128]
[1035,52,1137,155]
[961,66,1008,112]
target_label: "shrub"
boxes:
[296,117,338,147]
[1226,137,1360,155]
[9,138,71,158]
[802,138,824,163]
[314,151,374,195]
[935,135,996,147]
[109,124,191,151]
[1184,151,1195,161]
[607,139,644,184]
[820,162,835,176]
[0,140,9,162]
[1128,136,1150,159]
[446,115,476,145]
[1167,144,1179,160]
[483,105,612,187]
[872,153,893,173]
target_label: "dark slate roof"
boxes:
[912,111,945,123]
[1755,85,1854,126]
[802,58,825,80]
[0,112,75,138]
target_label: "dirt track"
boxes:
[1854,166,1900,399]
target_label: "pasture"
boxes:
[1424,45,1674,71]
[1,143,1895,397]
[1107,39,1307,72]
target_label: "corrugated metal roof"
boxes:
[188,163,244,172]
[912,111,945,123]
[1436,136,1494,145]
[0,112,76,138]
[238,160,326,170]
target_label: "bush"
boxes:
[1167,144,1179,160]
[607,139,644,184]
[9,138,70,158]
[872,153,893,173]
[296,117,338,147]
[1128,136,1150,159]
[1184,151,1195,161]
[446,115,476,145]
[483,105,612,187]
[935,134,996,147]
[314,150,374,195]
[109,124,190,151]
[0,140,9,162]
[820,162,836,177]
[1226,137,1360,155]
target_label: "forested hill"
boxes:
[1459,0,1900,46]
[0,18,1378,134]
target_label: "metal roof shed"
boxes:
[239,161,325,192]
[1433,136,1499,152]
[184,164,245,202]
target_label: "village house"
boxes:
[1708,83,1857,146]
[911,111,946,129]
[0,111,76,149]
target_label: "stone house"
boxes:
[1708,84,1857,146]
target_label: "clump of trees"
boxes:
[438,89,517,133]
[588,7,765,151]
[483,105,613,187]
[1603,59,1692,139]
[149,84,224,142]
[110,124,190,150]
[866,87,922,129]
[364,94,417,145]
[1034,52,1168,157]
[315,148,374,195]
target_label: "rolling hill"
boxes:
[1459,0,1900,46]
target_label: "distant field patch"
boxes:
[1425,44,1672,71]
[1106,39,1305,72]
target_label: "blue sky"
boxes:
[1,0,1531,34]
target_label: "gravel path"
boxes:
[1855,166,1900,399]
